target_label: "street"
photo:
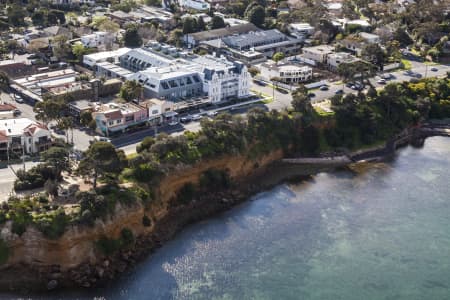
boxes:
[1,59,448,157]
[0,162,40,202]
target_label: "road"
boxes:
[250,60,450,108]
[0,162,40,202]
[1,59,448,156]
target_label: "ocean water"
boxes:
[2,137,450,300]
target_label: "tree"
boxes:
[210,16,226,29]
[77,142,122,189]
[44,179,59,198]
[0,72,10,92]
[7,5,26,27]
[169,29,183,47]
[291,86,313,116]
[80,111,94,128]
[361,43,385,69]
[123,25,143,48]
[31,10,46,27]
[41,146,70,179]
[34,97,68,125]
[248,66,260,77]
[272,52,285,64]
[72,43,90,62]
[51,35,71,60]
[197,16,206,31]
[120,80,143,102]
[246,5,265,27]
[182,17,197,34]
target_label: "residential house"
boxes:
[93,102,148,136]
[0,118,51,156]
[288,23,315,39]
[302,45,335,64]
[327,52,359,70]
[80,31,115,50]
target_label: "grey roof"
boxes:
[222,29,287,49]
[188,23,260,42]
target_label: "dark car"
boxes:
[345,82,354,88]
[335,89,344,95]
[253,80,267,86]
[320,85,329,91]
[308,92,316,98]
[180,115,192,123]
[276,88,289,94]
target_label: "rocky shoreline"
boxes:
[1,124,449,294]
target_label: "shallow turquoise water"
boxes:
[3,137,450,300]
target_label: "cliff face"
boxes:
[0,150,284,274]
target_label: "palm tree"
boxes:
[0,71,10,92]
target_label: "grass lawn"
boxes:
[314,106,334,117]
[401,59,412,70]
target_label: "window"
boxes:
[152,109,159,115]
[108,121,114,126]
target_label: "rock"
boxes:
[50,272,62,280]
[117,262,127,273]
[96,267,105,278]
[47,280,58,290]
[103,260,110,268]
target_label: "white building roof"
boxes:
[84,48,131,63]
[0,118,45,137]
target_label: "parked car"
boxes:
[381,73,392,80]
[13,109,21,116]
[335,89,344,95]
[15,95,24,103]
[308,92,316,98]
[168,120,179,126]
[253,80,267,86]
[206,111,218,117]
[345,82,354,88]
[377,79,386,84]
[91,136,111,143]
[319,85,329,91]
[430,67,438,72]
[180,115,192,123]
[191,114,202,121]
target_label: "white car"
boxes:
[15,95,24,103]
[191,114,202,121]
[92,136,111,143]
[206,111,218,117]
[377,79,386,84]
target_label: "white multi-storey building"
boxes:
[0,118,51,155]
[80,31,115,50]
[260,63,313,84]
[88,44,251,103]
[179,0,210,10]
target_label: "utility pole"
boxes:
[22,141,25,171]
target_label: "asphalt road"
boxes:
[250,60,450,108]
[1,59,448,156]
[0,162,40,201]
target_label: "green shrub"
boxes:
[96,236,122,256]
[10,209,33,236]
[199,169,231,190]
[120,228,134,247]
[0,239,9,265]
[142,215,151,227]
[96,228,135,256]
[34,210,69,239]
[177,182,197,204]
